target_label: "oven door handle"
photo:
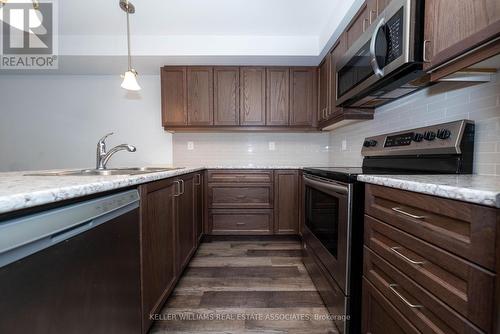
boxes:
[369,17,386,78]
[303,175,349,195]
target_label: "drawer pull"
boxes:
[236,222,246,226]
[391,207,425,219]
[388,284,423,308]
[390,247,425,265]
[236,195,246,199]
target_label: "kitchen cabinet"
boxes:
[318,57,330,122]
[240,67,266,126]
[423,0,500,71]
[214,67,240,126]
[161,67,187,126]
[139,173,201,333]
[210,209,274,235]
[290,68,317,127]
[266,67,290,126]
[139,179,177,333]
[274,170,299,234]
[187,67,213,126]
[194,172,203,243]
[345,2,369,50]
[362,184,500,333]
[328,35,347,115]
[176,174,197,272]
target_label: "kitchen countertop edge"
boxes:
[357,174,500,208]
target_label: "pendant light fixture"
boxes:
[120,0,141,91]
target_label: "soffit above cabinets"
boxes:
[1,0,362,74]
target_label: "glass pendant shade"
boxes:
[121,70,141,91]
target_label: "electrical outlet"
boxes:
[268,142,276,151]
[187,141,194,150]
[341,139,347,151]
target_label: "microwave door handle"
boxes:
[370,17,385,78]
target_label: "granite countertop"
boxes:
[0,167,205,215]
[357,174,500,208]
[0,165,315,215]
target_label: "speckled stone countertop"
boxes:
[357,174,500,208]
[0,167,205,215]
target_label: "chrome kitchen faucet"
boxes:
[96,132,136,170]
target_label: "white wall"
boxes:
[0,75,173,171]
[328,74,500,175]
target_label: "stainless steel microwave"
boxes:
[336,0,426,108]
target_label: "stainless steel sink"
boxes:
[25,167,184,177]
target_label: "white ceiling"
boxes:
[2,0,363,73]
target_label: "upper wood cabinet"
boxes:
[266,67,290,126]
[240,67,266,126]
[187,67,213,126]
[290,68,317,127]
[214,67,240,126]
[423,0,500,70]
[318,57,331,122]
[161,67,187,126]
[345,2,369,50]
[329,34,348,114]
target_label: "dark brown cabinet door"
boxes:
[214,67,240,125]
[139,179,177,332]
[289,68,317,127]
[161,67,187,126]
[345,3,369,50]
[177,174,196,272]
[362,278,420,334]
[194,173,203,243]
[266,67,290,126]
[328,35,347,118]
[187,67,213,126]
[274,170,299,234]
[424,0,500,70]
[240,67,266,126]
[318,57,330,122]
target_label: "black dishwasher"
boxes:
[0,190,142,334]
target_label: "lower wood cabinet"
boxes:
[274,170,299,234]
[139,179,177,333]
[206,169,300,235]
[362,184,500,334]
[139,172,202,333]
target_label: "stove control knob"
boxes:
[437,128,451,140]
[423,131,436,141]
[413,133,424,142]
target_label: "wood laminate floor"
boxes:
[150,239,338,334]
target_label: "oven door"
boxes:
[336,0,419,106]
[304,174,353,295]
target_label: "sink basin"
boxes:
[25,167,184,177]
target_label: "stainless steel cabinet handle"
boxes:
[423,40,431,63]
[390,247,425,265]
[236,222,245,226]
[180,179,185,195]
[369,10,377,24]
[363,18,369,32]
[195,174,201,186]
[391,207,425,219]
[388,284,423,308]
[174,180,181,197]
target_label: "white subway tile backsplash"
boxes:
[329,73,500,175]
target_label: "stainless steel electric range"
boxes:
[302,119,475,334]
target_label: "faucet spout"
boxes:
[95,133,137,170]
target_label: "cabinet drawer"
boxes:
[208,184,273,209]
[207,170,273,183]
[209,209,272,235]
[365,184,498,270]
[364,247,483,334]
[362,278,419,334]
[365,215,495,332]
